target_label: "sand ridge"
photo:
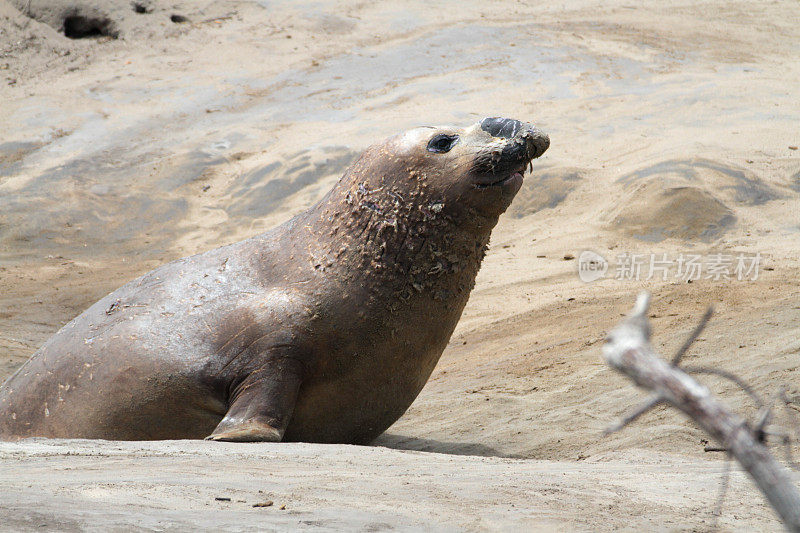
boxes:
[1,0,799,530]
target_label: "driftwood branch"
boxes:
[604,394,663,435]
[603,292,800,532]
[671,306,714,366]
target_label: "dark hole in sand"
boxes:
[132,3,149,14]
[170,14,189,23]
[63,16,116,39]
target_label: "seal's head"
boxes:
[383,116,550,219]
[318,117,549,275]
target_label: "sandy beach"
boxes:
[1,0,799,530]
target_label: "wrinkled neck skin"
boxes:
[295,155,500,316]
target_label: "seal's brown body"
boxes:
[0,118,549,442]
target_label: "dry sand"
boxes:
[1,0,799,530]
[0,439,783,531]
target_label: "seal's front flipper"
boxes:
[206,358,303,442]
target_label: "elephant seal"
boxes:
[0,117,549,443]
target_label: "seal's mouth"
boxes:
[474,163,530,189]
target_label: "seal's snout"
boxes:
[480,117,549,159]
[471,117,549,189]
[524,126,550,159]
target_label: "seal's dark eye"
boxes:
[427,134,459,153]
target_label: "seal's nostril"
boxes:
[480,117,525,139]
[529,130,550,158]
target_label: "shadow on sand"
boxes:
[372,434,504,457]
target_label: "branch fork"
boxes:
[603,292,800,532]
